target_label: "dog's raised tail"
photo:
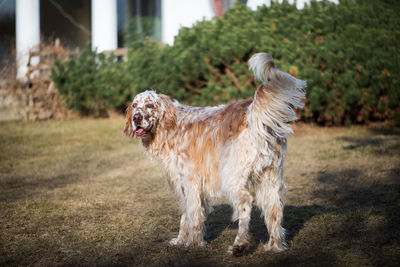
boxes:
[248,52,307,140]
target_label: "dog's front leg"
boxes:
[184,179,206,246]
[170,212,189,245]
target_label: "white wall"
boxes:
[247,0,339,10]
[16,0,40,80]
[162,0,214,45]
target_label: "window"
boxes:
[40,0,91,48]
[117,0,161,47]
[0,0,16,77]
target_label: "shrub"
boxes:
[125,0,399,125]
[278,0,400,125]
[51,46,130,117]
[51,1,400,124]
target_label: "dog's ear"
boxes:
[124,104,134,137]
[158,94,176,130]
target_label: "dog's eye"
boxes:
[146,104,154,109]
[132,103,137,108]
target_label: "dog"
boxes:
[124,53,306,254]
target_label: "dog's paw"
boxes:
[185,240,207,247]
[169,237,184,246]
[227,244,247,257]
[263,241,287,252]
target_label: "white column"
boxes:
[16,0,40,80]
[91,0,118,51]
[161,0,214,45]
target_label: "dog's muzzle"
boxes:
[135,124,153,137]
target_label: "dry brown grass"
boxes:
[1,119,399,266]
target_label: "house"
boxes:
[0,0,336,80]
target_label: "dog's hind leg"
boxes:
[220,139,253,255]
[227,187,253,255]
[255,162,287,252]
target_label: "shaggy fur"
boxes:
[124,52,306,254]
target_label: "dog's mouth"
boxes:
[135,125,153,137]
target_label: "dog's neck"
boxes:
[141,102,178,158]
[141,126,175,160]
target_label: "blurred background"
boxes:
[1,0,327,73]
[0,0,398,125]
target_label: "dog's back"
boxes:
[175,52,306,148]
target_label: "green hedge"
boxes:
[51,0,400,125]
[51,46,129,116]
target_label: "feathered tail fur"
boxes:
[248,52,306,143]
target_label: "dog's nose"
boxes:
[133,113,142,124]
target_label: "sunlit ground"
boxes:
[1,118,399,266]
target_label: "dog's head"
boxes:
[124,91,176,139]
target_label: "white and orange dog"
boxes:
[124,53,306,254]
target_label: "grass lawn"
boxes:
[0,118,399,266]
